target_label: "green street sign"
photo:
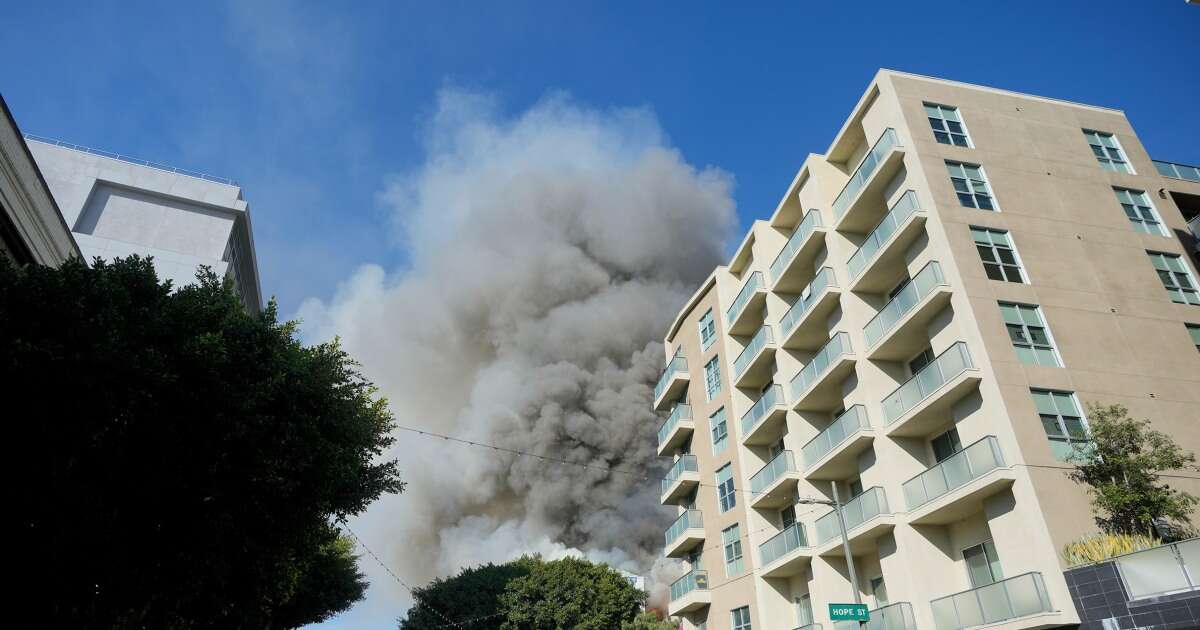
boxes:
[829,603,870,621]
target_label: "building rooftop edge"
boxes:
[23,134,241,189]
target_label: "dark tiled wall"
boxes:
[1065,561,1200,629]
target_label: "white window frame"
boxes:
[999,302,1062,367]
[1188,323,1200,351]
[716,463,736,512]
[1031,388,1090,461]
[924,102,972,147]
[704,356,722,401]
[722,524,744,577]
[731,606,752,630]
[699,308,717,351]
[710,407,729,455]
[971,226,1029,284]
[1147,251,1200,305]
[961,539,1003,588]
[1083,129,1134,174]
[947,161,998,210]
[1114,187,1167,236]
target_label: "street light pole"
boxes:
[830,481,863,606]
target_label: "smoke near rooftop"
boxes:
[297,88,736,616]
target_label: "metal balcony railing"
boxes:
[653,356,688,402]
[833,128,901,221]
[750,450,798,496]
[661,455,698,495]
[740,384,785,437]
[903,436,1005,510]
[1114,538,1200,600]
[881,342,974,424]
[847,190,921,282]
[770,209,824,283]
[930,572,1052,630]
[669,569,709,601]
[790,332,852,400]
[863,261,947,349]
[1153,159,1200,182]
[802,405,870,467]
[664,509,703,548]
[834,602,916,630]
[815,486,889,544]
[780,267,837,337]
[727,271,764,324]
[760,522,809,566]
[656,404,692,446]
[733,325,774,381]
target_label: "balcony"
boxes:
[1154,159,1200,183]
[1189,214,1200,247]
[770,209,828,293]
[727,271,767,336]
[664,509,705,558]
[668,569,710,615]
[749,450,801,509]
[653,356,689,411]
[833,602,916,630]
[790,332,856,412]
[802,405,874,481]
[733,325,777,389]
[815,486,894,557]
[779,267,842,351]
[903,436,1016,525]
[882,342,981,438]
[656,404,694,457]
[832,128,906,233]
[660,455,700,505]
[846,190,927,294]
[759,522,812,578]
[740,384,789,445]
[931,572,1053,630]
[863,261,952,361]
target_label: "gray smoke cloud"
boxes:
[297,88,735,618]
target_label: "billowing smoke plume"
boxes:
[297,89,735,616]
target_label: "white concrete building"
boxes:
[27,136,263,311]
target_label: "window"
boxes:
[704,356,722,400]
[731,606,752,630]
[848,478,864,499]
[1188,324,1200,351]
[795,594,814,627]
[1031,389,1089,461]
[1000,302,1061,367]
[1147,251,1200,305]
[1083,129,1133,173]
[870,576,889,607]
[710,408,728,455]
[722,524,744,577]
[908,347,935,375]
[963,541,1003,588]
[931,428,962,463]
[1114,188,1166,236]
[925,103,970,147]
[699,309,717,351]
[947,161,996,210]
[781,506,796,529]
[972,227,1027,283]
[716,464,736,512]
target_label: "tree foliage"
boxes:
[4,256,403,629]
[398,556,648,630]
[620,612,677,630]
[1068,404,1199,536]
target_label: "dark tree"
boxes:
[4,256,403,629]
[399,559,536,629]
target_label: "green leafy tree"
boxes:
[621,611,677,630]
[399,558,537,629]
[4,256,403,629]
[1068,404,1199,536]
[498,556,647,630]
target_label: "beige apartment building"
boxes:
[652,70,1200,630]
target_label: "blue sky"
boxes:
[3,1,1198,319]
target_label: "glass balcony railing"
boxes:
[727,271,764,324]
[733,325,774,381]
[865,602,917,630]
[882,342,974,424]
[654,356,688,402]
[780,267,837,338]
[903,436,1006,510]
[661,455,698,496]
[833,128,901,221]
[1115,538,1200,599]
[1154,159,1200,182]
[790,332,852,400]
[847,190,921,282]
[740,384,784,437]
[759,522,809,566]
[815,486,889,544]
[1189,214,1200,241]
[656,404,692,446]
[802,405,870,467]
[770,209,824,283]
[670,569,709,601]
[863,261,947,349]
[750,450,798,496]
[664,509,703,548]
[931,572,1052,630]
